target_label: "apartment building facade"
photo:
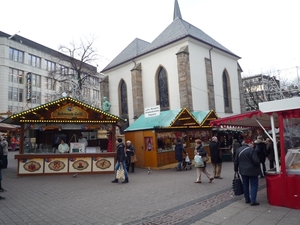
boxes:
[0,31,100,117]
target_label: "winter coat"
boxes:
[234,144,260,176]
[175,143,186,161]
[209,141,222,164]
[116,142,126,162]
[196,145,208,167]
[254,139,267,163]
[266,143,275,161]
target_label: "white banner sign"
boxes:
[144,105,160,118]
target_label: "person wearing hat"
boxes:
[209,136,223,179]
[112,138,129,183]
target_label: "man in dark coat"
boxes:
[0,143,5,199]
[209,136,223,179]
[254,136,267,178]
[112,138,129,183]
[174,139,186,171]
[234,139,260,206]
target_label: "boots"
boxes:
[122,178,129,183]
[111,179,118,183]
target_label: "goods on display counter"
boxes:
[1,97,125,176]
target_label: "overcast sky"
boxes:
[2,0,300,80]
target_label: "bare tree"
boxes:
[46,35,102,106]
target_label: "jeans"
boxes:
[241,175,259,203]
[115,161,128,179]
[177,160,182,169]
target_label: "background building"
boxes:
[0,31,100,117]
[242,74,286,111]
[101,0,244,131]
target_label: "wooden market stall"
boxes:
[124,108,218,168]
[210,97,300,210]
[2,97,125,176]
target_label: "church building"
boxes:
[100,0,244,130]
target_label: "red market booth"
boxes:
[210,97,300,210]
[2,97,125,176]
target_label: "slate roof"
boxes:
[101,2,240,72]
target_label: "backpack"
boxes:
[194,154,204,167]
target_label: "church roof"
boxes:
[101,1,240,72]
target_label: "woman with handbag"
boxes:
[112,138,129,183]
[194,139,214,183]
[126,140,136,173]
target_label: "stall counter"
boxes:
[14,153,116,176]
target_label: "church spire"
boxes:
[173,0,182,20]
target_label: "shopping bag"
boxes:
[232,173,244,196]
[194,154,204,167]
[116,164,125,180]
[131,154,137,163]
[185,154,190,162]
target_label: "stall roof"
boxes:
[0,123,19,131]
[2,97,125,125]
[125,108,218,132]
[209,110,279,129]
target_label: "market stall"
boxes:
[2,97,125,176]
[210,97,300,210]
[124,108,218,168]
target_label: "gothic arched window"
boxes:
[157,67,169,110]
[222,71,232,113]
[120,80,128,116]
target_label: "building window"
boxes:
[45,60,56,71]
[222,71,232,112]
[157,67,169,110]
[8,86,23,102]
[32,74,41,87]
[31,91,41,104]
[59,65,68,75]
[120,80,128,115]
[45,78,55,90]
[9,68,24,84]
[8,105,23,114]
[9,48,24,63]
[28,54,41,68]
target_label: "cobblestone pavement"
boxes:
[0,151,297,225]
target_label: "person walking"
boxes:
[0,141,5,199]
[234,139,260,206]
[112,138,129,183]
[194,139,214,183]
[1,137,8,168]
[125,140,135,173]
[174,139,186,171]
[209,136,223,179]
[254,136,267,178]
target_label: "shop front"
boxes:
[2,97,125,176]
[210,97,300,210]
[124,108,218,168]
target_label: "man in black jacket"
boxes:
[234,139,260,206]
[111,138,129,183]
[209,136,223,178]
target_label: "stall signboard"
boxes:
[70,142,85,153]
[51,103,89,119]
[144,105,160,118]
